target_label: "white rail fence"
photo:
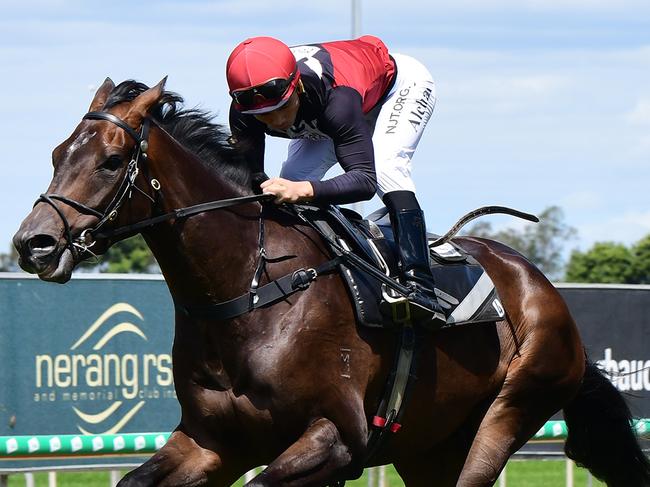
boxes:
[1,419,647,486]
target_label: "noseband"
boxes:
[35,110,271,261]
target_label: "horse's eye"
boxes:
[102,155,123,172]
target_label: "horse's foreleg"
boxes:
[118,430,234,487]
[246,418,353,487]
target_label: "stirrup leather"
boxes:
[380,284,446,325]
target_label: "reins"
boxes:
[94,193,275,240]
[34,109,343,321]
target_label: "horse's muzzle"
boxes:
[12,229,74,282]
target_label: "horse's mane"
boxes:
[103,80,253,190]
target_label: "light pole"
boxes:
[351,4,386,485]
[350,0,365,217]
[351,0,361,38]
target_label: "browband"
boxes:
[83,111,143,144]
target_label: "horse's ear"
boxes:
[88,77,115,112]
[124,77,168,126]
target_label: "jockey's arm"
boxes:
[310,86,377,205]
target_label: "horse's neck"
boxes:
[142,126,260,304]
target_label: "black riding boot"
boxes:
[384,191,446,326]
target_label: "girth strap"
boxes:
[175,256,343,321]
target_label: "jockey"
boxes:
[226,35,444,325]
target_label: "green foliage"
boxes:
[565,242,636,283]
[100,235,159,274]
[466,206,577,280]
[0,245,20,272]
[631,234,650,284]
[565,235,650,284]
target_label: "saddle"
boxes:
[294,204,506,329]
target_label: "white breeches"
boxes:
[280,53,436,197]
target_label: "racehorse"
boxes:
[13,78,650,487]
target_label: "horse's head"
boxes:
[13,77,167,283]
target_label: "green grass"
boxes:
[5,461,606,486]
[7,471,115,487]
[503,460,605,487]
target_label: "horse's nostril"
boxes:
[27,234,58,254]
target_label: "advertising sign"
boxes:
[0,276,648,468]
[0,274,179,470]
[557,284,650,417]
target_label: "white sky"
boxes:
[1,0,649,256]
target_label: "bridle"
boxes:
[35,111,272,261]
[35,111,153,260]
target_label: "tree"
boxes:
[465,206,577,280]
[564,242,637,283]
[0,245,20,272]
[564,234,650,284]
[97,235,159,274]
[630,234,650,284]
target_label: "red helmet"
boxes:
[226,36,300,114]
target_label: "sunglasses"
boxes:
[230,71,296,109]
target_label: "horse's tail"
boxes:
[563,360,650,487]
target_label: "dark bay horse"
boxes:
[13,79,650,487]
